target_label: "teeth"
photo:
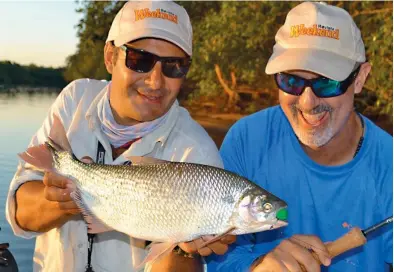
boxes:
[301,111,326,125]
[146,96,159,100]
[140,93,161,100]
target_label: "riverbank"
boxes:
[192,114,239,148]
[0,85,61,94]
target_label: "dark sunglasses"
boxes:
[274,66,361,98]
[119,45,191,78]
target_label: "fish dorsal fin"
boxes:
[196,227,236,250]
[18,144,54,172]
[132,241,177,270]
[68,185,112,234]
[125,156,170,165]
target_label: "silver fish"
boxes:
[19,138,288,265]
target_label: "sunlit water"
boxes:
[0,91,59,272]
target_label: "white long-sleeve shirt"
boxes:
[6,78,223,272]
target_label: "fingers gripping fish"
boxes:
[18,115,288,268]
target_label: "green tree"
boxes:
[0,61,66,88]
[183,2,297,110]
[340,1,393,117]
[64,1,123,82]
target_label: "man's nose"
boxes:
[145,62,164,90]
[298,87,320,111]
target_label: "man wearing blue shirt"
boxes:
[207,2,392,272]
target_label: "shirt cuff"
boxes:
[5,165,44,239]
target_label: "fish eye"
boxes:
[262,203,273,213]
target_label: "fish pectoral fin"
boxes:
[130,237,149,270]
[197,227,236,250]
[125,156,170,165]
[85,214,112,234]
[69,189,112,234]
[132,241,177,270]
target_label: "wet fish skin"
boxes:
[20,141,288,244]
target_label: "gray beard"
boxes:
[290,104,334,147]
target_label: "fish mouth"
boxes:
[275,219,288,227]
[270,219,288,230]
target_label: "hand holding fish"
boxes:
[15,172,80,232]
[251,235,331,272]
[149,235,237,272]
[43,172,80,214]
[178,234,237,256]
[18,137,288,268]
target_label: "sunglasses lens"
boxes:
[162,59,190,78]
[276,73,305,95]
[312,79,343,97]
[125,49,155,73]
[276,73,349,98]
[123,46,190,78]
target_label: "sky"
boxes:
[0,1,83,68]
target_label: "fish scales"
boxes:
[19,141,287,247]
[17,125,288,267]
[63,158,253,242]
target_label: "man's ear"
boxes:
[353,62,371,94]
[104,42,115,75]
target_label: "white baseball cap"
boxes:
[266,2,365,81]
[106,1,193,56]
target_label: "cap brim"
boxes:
[114,28,192,56]
[265,48,356,81]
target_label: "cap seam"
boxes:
[118,4,126,39]
[348,12,357,60]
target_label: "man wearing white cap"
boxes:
[207,2,392,272]
[6,1,234,271]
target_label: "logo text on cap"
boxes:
[134,8,178,24]
[290,24,339,40]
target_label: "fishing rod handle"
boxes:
[300,227,366,272]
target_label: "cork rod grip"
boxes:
[300,227,367,272]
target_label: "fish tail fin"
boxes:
[18,144,55,172]
[131,241,177,270]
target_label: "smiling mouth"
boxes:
[299,110,328,126]
[138,91,163,103]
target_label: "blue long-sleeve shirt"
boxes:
[207,106,393,272]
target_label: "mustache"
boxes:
[291,104,333,115]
